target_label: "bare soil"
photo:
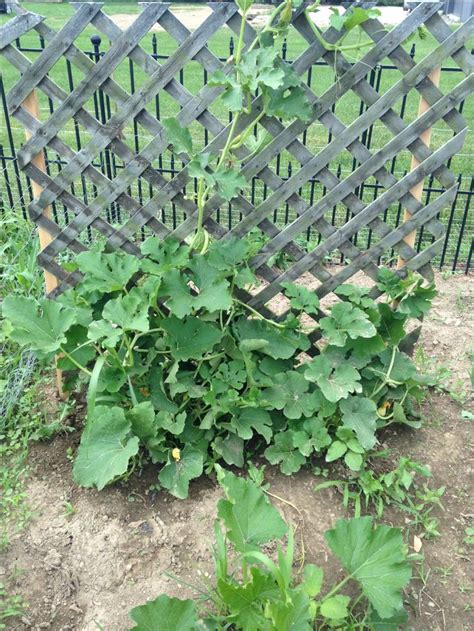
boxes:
[2,272,473,631]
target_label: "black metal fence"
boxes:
[1,31,472,272]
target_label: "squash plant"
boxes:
[1,236,435,498]
[129,468,413,630]
[1,0,436,498]
[165,0,384,253]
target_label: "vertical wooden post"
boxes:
[397,68,441,269]
[22,90,64,396]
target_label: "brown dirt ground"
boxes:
[1,272,473,631]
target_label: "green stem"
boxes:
[320,574,352,603]
[372,345,398,397]
[234,298,287,329]
[195,176,206,234]
[230,110,266,151]
[247,1,288,54]
[128,376,138,406]
[304,8,374,53]
[123,334,135,368]
[59,347,92,376]
[215,115,241,173]
[203,351,226,362]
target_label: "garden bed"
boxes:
[2,272,472,631]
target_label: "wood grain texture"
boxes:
[1,2,472,342]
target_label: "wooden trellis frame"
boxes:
[1,1,473,345]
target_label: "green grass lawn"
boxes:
[1,2,472,266]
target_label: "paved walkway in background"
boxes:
[110,5,429,33]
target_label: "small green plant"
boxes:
[464,527,474,545]
[62,501,75,518]
[129,468,413,630]
[435,564,454,582]
[0,581,25,630]
[315,456,445,538]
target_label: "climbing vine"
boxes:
[0,1,437,499]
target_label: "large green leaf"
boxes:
[214,433,245,467]
[149,366,178,413]
[377,270,436,318]
[102,288,149,332]
[377,303,406,346]
[325,516,411,619]
[376,349,417,383]
[398,283,436,318]
[75,251,140,293]
[127,401,156,442]
[236,0,254,13]
[266,85,312,121]
[216,467,287,552]
[239,47,284,91]
[301,564,324,598]
[233,318,309,359]
[230,408,273,443]
[73,406,139,490]
[87,319,123,349]
[158,446,203,499]
[129,595,199,631]
[140,237,190,272]
[207,237,251,269]
[209,70,244,112]
[156,410,186,435]
[162,117,193,155]
[304,355,361,403]
[158,269,193,318]
[57,324,96,370]
[320,302,377,347]
[320,595,350,620]
[281,282,320,315]
[2,295,76,355]
[188,257,232,312]
[292,417,331,457]
[217,568,277,631]
[187,153,214,185]
[263,372,317,419]
[339,396,378,450]
[264,431,307,475]
[214,168,247,202]
[264,589,313,631]
[162,316,223,360]
[368,608,409,630]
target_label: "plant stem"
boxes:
[372,345,398,397]
[234,298,287,329]
[230,110,266,150]
[59,347,92,376]
[321,574,352,602]
[127,376,138,406]
[304,8,374,53]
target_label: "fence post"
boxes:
[397,68,441,270]
[22,89,64,396]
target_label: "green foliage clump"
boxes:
[316,456,446,539]
[1,235,436,498]
[129,468,412,630]
[0,0,437,500]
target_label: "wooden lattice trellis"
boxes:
[1,1,473,344]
